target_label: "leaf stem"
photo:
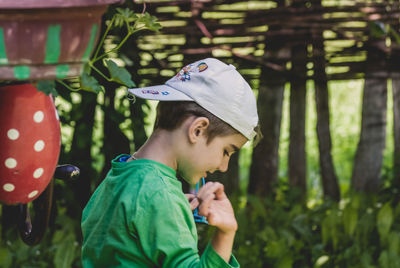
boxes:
[90,64,112,82]
[93,32,133,62]
[56,79,80,92]
[92,16,116,62]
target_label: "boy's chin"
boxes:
[191,175,206,185]
[178,174,200,185]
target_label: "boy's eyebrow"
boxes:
[229,144,240,152]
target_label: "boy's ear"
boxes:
[188,117,209,143]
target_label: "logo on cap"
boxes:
[142,89,159,95]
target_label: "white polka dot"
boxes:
[34,140,45,152]
[33,168,44,179]
[33,111,44,123]
[28,190,39,199]
[3,183,15,192]
[5,158,17,168]
[7,129,19,140]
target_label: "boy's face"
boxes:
[178,133,247,185]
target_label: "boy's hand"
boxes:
[197,182,238,233]
[184,193,199,211]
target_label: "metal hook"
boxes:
[126,90,136,103]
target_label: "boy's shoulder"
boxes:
[107,156,182,199]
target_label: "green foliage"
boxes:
[53,8,161,94]
[36,80,58,96]
[232,186,400,267]
[0,212,81,267]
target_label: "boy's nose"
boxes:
[218,158,229,173]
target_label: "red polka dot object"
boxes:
[0,83,60,204]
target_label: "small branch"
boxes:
[142,2,147,14]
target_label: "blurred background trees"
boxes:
[2,0,400,267]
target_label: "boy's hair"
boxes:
[154,101,239,144]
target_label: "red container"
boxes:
[0,83,61,204]
[0,0,122,80]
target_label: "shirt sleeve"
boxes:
[132,189,239,268]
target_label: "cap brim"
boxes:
[127,85,193,101]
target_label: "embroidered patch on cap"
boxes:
[174,62,209,82]
[198,62,208,72]
[175,64,194,82]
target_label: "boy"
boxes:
[81,58,259,267]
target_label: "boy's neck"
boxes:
[130,129,180,171]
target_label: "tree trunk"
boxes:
[312,2,340,201]
[352,76,387,192]
[248,66,284,196]
[68,91,97,212]
[315,81,340,201]
[392,74,400,188]
[352,35,388,192]
[248,0,286,197]
[100,82,131,182]
[289,43,307,199]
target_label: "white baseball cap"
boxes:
[127,58,259,140]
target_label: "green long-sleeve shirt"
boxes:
[81,155,240,267]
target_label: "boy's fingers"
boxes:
[197,182,224,199]
[198,193,216,216]
[196,182,226,216]
[189,198,199,211]
[214,185,227,200]
[185,193,196,202]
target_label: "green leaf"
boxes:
[115,8,138,27]
[388,231,400,254]
[80,73,104,93]
[142,12,162,32]
[321,216,330,245]
[369,21,387,38]
[291,214,311,239]
[378,250,390,268]
[0,247,12,268]
[314,255,329,268]
[105,59,136,87]
[247,195,267,219]
[360,252,373,268]
[265,240,285,258]
[82,63,91,75]
[54,234,76,268]
[37,80,58,96]
[377,202,393,242]
[389,26,400,44]
[277,255,293,268]
[343,205,358,237]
